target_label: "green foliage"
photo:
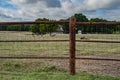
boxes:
[60,19,69,34]
[61,13,89,33]
[0,60,120,79]
[0,71,120,80]
[89,18,120,34]
[0,13,119,34]
[74,13,89,22]
[75,13,89,34]
[7,25,21,31]
[30,24,40,34]
[61,13,120,34]
[112,25,120,34]
[113,31,120,34]
[38,66,66,72]
[90,18,108,22]
[30,18,58,36]
[0,24,30,31]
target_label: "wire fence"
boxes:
[0,17,120,75]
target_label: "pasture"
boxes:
[0,31,120,80]
[0,31,120,56]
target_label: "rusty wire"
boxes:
[0,56,120,61]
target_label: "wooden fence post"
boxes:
[69,16,76,75]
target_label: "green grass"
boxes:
[0,31,120,40]
[0,42,119,56]
[76,42,120,55]
[0,60,67,73]
[0,31,120,56]
[0,31,120,79]
[0,42,69,56]
[0,31,120,64]
[0,71,120,80]
[0,60,120,80]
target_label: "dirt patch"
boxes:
[47,54,120,77]
[76,59,120,77]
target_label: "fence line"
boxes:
[0,56,120,61]
[0,21,69,25]
[0,21,120,25]
[76,22,120,25]
[0,17,120,75]
[0,39,120,43]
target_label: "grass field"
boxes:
[0,71,120,80]
[0,31,120,80]
[0,31,120,56]
[0,59,120,80]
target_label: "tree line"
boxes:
[0,24,30,31]
[0,13,120,34]
[61,13,120,34]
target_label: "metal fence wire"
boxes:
[0,17,120,75]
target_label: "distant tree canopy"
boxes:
[61,13,120,34]
[0,24,30,31]
[75,13,89,34]
[30,18,59,36]
[61,13,89,34]
[0,13,119,34]
[90,18,108,22]
[89,18,120,34]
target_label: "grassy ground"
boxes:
[0,31,120,40]
[0,59,120,80]
[0,31,120,56]
[0,71,120,80]
[0,60,120,80]
[0,31,120,79]
[0,42,119,56]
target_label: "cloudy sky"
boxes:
[0,0,120,21]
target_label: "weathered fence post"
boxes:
[69,16,76,75]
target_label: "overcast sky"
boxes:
[0,0,120,21]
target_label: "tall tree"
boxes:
[89,18,112,34]
[30,18,58,36]
[61,13,89,33]
[90,18,108,22]
[74,13,89,33]
[60,19,69,34]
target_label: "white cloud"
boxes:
[83,0,120,10]
[0,0,120,21]
[10,0,61,7]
